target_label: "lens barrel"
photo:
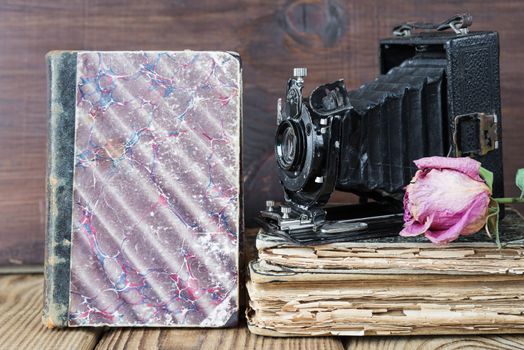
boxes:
[275,120,305,172]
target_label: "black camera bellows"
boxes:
[339,57,447,196]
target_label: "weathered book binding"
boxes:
[247,210,524,336]
[43,51,77,328]
[44,51,242,327]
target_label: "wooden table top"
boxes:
[1,274,523,350]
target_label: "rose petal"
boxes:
[414,156,483,181]
[461,193,490,235]
[400,214,434,237]
[406,169,490,227]
[402,188,413,222]
[423,194,488,244]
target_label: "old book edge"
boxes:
[42,51,77,328]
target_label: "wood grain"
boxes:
[95,326,345,350]
[0,0,523,265]
[0,274,101,350]
[346,335,524,350]
[1,272,524,349]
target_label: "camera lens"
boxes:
[276,120,304,171]
[281,127,296,165]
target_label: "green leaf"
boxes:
[516,168,524,199]
[479,167,493,191]
[485,199,501,249]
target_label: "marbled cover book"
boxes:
[44,51,242,327]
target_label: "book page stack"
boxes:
[247,209,524,336]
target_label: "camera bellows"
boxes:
[341,58,447,195]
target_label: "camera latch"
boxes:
[453,112,498,157]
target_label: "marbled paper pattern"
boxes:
[68,52,241,326]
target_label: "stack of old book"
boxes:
[246,209,524,336]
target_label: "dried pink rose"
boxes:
[400,156,491,244]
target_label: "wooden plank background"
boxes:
[0,0,523,266]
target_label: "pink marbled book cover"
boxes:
[68,51,241,327]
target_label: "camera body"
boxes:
[264,27,503,244]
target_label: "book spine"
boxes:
[42,51,77,328]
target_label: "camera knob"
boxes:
[265,200,275,211]
[293,67,307,82]
[281,206,292,219]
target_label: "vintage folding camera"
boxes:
[258,14,504,244]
